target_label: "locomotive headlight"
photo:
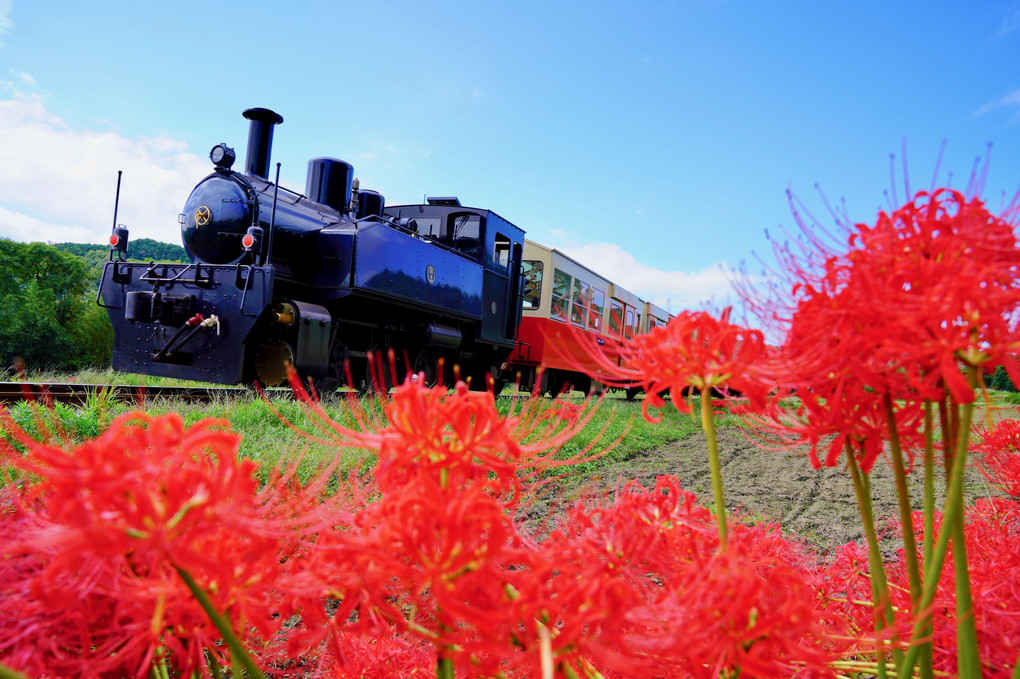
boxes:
[209,143,236,169]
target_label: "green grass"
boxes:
[1,376,710,490]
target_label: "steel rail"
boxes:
[0,382,293,406]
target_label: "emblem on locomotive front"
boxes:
[194,206,212,226]
[425,264,436,285]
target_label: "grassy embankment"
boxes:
[1,370,729,489]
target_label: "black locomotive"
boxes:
[98,107,525,392]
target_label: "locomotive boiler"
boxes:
[98,107,526,392]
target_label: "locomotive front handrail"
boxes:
[139,262,212,288]
[236,264,268,318]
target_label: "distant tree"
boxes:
[0,239,114,372]
[0,281,79,370]
[52,242,107,259]
[991,365,1017,392]
[130,238,189,262]
[54,238,189,264]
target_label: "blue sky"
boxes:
[1,1,1019,311]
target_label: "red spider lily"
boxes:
[749,188,1020,474]
[848,190,1020,402]
[0,410,346,678]
[487,476,852,678]
[973,416,1020,497]
[496,476,721,676]
[262,370,618,673]
[554,307,768,422]
[881,501,1020,678]
[658,530,842,678]
[279,368,611,503]
[770,189,1020,403]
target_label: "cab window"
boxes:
[522,260,543,309]
[414,217,443,240]
[450,213,481,256]
[551,268,571,322]
[493,233,511,269]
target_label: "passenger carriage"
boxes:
[505,239,671,396]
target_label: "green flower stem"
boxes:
[949,370,981,679]
[900,390,978,678]
[437,656,455,679]
[922,401,936,565]
[882,394,923,611]
[0,664,30,679]
[938,397,955,482]
[175,567,266,679]
[562,664,581,679]
[845,441,899,677]
[920,401,936,679]
[700,389,728,550]
[1012,648,1020,679]
[951,514,981,679]
[207,651,224,679]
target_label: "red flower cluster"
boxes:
[0,411,342,677]
[516,477,851,678]
[974,416,1020,497]
[832,497,1020,676]
[2,372,872,678]
[572,306,768,421]
[751,188,1020,470]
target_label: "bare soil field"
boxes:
[578,426,996,555]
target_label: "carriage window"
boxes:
[633,312,642,337]
[589,288,605,331]
[571,278,590,327]
[551,268,570,322]
[522,260,543,309]
[609,301,624,336]
[493,233,511,269]
[625,307,635,340]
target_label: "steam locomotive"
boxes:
[98,107,525,392]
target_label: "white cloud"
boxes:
[998,1,1020,38]
[0,1,12,46]
[0,91,209,245]
[548,239,738,312]
[975,87,1020,123]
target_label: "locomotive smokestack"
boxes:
[242,107,284,179]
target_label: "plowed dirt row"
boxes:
[583,427,994,554]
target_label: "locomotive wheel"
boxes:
[310,376,341,399]
[411,349,439,387]
[544,371,564,398]
[625,386,642,401]
[254,339,294,387]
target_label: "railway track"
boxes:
[0,381,621,407]
[0,381,292,406]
